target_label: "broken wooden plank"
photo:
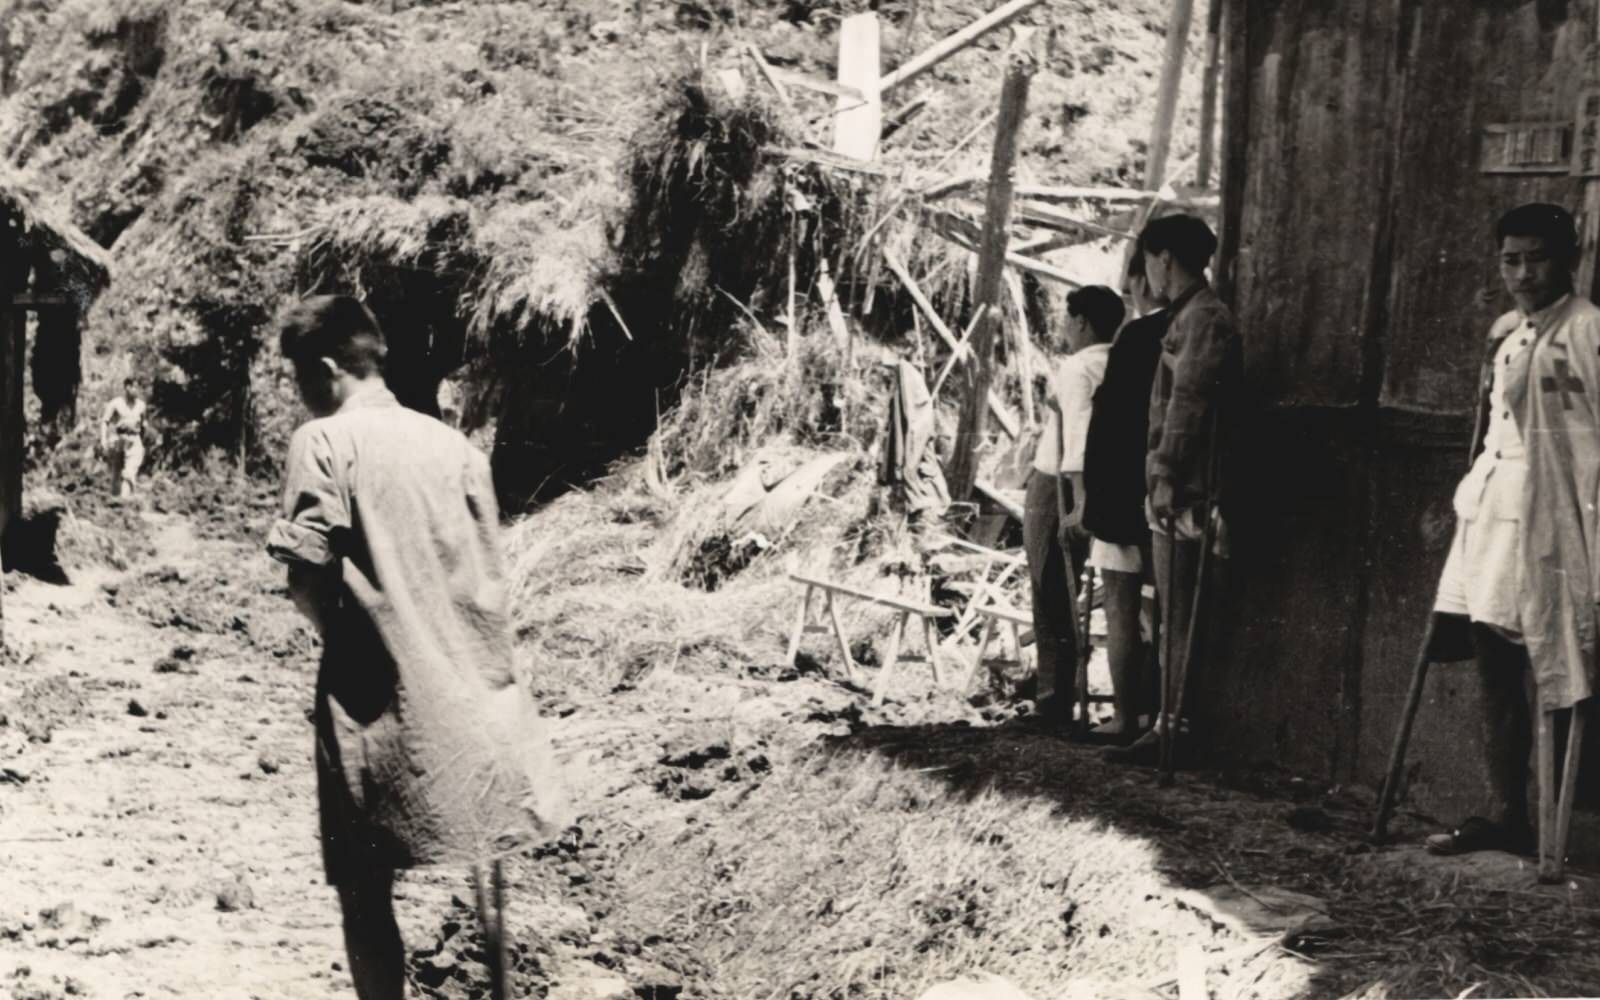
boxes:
[832,12,883,161]
[974,479,1026,522]
[767,67,865,102]
[765,146,886,175]
[879,0,1047,93]
[921,214,1085,289]
[745,43,794,111]
[1003,251,1083,289]
[948,39,1035,502]
[1012,200,1139,242]
[931,305,989,396]
[882,247,1019,438]
[815,257,851,351]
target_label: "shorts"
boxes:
[1088,537,1143,574]
[1434,516,1523,640]
[1146,500,1231,558]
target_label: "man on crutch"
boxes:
[1106,214,1241,767]
[268,296,569,997]
[1420,204,1596,866]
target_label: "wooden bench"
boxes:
[786,571,954,705]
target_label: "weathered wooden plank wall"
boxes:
[1217,0,1600,827]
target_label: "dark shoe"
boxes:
[1102,728,1161,765]
[1424,816,1536,856]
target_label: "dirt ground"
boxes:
[2,496,1599,1000]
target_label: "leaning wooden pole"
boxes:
[1145,0,1196,190]
[1194,0,1223,187]
[947,43,1036,503]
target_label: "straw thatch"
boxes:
[0,169,113,306]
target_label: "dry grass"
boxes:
[618,749,1311,1000]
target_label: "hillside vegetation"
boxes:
[0,0,1202,506]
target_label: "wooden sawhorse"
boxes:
[786,571,954,705]
[960,602,1112,721]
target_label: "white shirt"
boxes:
[102,396,146,437]
[1033,343,1110,475]
[1453,305,1553,522]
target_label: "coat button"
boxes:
[1495,450,1503,459]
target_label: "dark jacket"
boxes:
[1147,283,1243,513]
[1082,309,1169,545]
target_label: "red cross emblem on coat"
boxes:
[1541,358,1585,410]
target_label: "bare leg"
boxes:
[336,866,405,1000]
[1097,568,1143,734]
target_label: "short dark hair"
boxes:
[278,295,386,376]
[123,377,138,387]
[1496,203,1577,267]
[1139,214,1218,275]
[1067,285,1126,343]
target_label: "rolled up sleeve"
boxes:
[266,424,349,567]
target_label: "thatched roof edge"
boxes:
[0,170,113,299]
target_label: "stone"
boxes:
[126,699,148,717]
[215,876,255,913]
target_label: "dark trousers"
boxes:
[1472,625,1534,834]
[1023,472,1087,714]
[1151,530,1199,721]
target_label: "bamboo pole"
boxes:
[1194,0,1224,187]
[947,42,1035,503]
[879,0,1047,93]
[1145,0,1196,190]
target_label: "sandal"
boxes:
[1424,816,1534,856]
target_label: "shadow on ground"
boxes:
[826,716,1600,999]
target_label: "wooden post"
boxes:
[947,44,1035,503]
[1194,0,1224,188]
[1579,10,1600,299]
[832,12,882,161]
[879,0,1047,93]
[1003,271,1036,427]
[1145,0,1196,190]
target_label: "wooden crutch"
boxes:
[1538,699,1589,884]
[1077,563,1096,729]
[1156,513,1179,776]
[1371,615,1439,841]
[1159,500,1218,788]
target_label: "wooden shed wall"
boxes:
[1213,0,1600,824]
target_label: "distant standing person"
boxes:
[266,296,567,998]
[1024,285,1124,724]
[99,377,149,499]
